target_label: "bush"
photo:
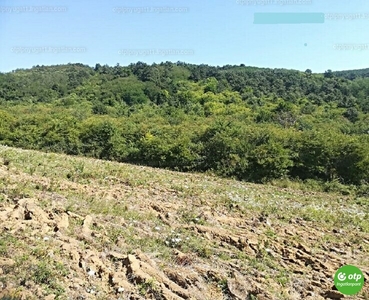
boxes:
[79,118,119,159]
[0,296,22,300]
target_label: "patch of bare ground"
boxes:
[0,146,368,299]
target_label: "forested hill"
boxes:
[331,68,369,80]
[2,63,369,110]
[1,62,369,192]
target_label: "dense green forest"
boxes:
[1,62,369,193]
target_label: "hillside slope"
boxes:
[0,146,368,299]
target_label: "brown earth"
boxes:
[0,146,368,299]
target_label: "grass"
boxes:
[0,144,369,299]
[1,244,68,298]
[0,295,23,300]
[1,145,368,233]
[0,234,19,257]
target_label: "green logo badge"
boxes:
[334,265,364,295]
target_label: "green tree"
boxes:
[79,119,119,159]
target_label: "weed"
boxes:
[275,270,290,287]
[27,165,37,176]
[218,278,233,299]
[218,278,228,291]
[0,234,18,257]
[31,247,48,259]
[0,295,22,300]
[30,260,67,296]
[107,226,125,244]
[180,209,205,225]
[138,278,158,296]
[165,231,183,248]
[33,261,53,285]
[196,246,213,258]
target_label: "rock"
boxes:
[23,199,50,223]
[298,243,311,254]
[122,254,150,285]
[205,232,212,240]
[329,247,346,255]
[109,271,132,292]
[66,211,84,220]
[57,213,69,229]
[0,258,15,267]
[83,215,93,230]
[311,280,322,288]
[108,251,126,261]
[24,280,34,288]
[247,237,259,246]
[227,277,257,300]
[323,290,345,299]
[285,229,294,236]
[305,296,325,300]
[164,269,188,289]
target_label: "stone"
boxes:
[323,290,345,299]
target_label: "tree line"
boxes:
[0,62,369,189]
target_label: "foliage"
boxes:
[0,62,369,188]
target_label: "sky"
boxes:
[1,0,369,73]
